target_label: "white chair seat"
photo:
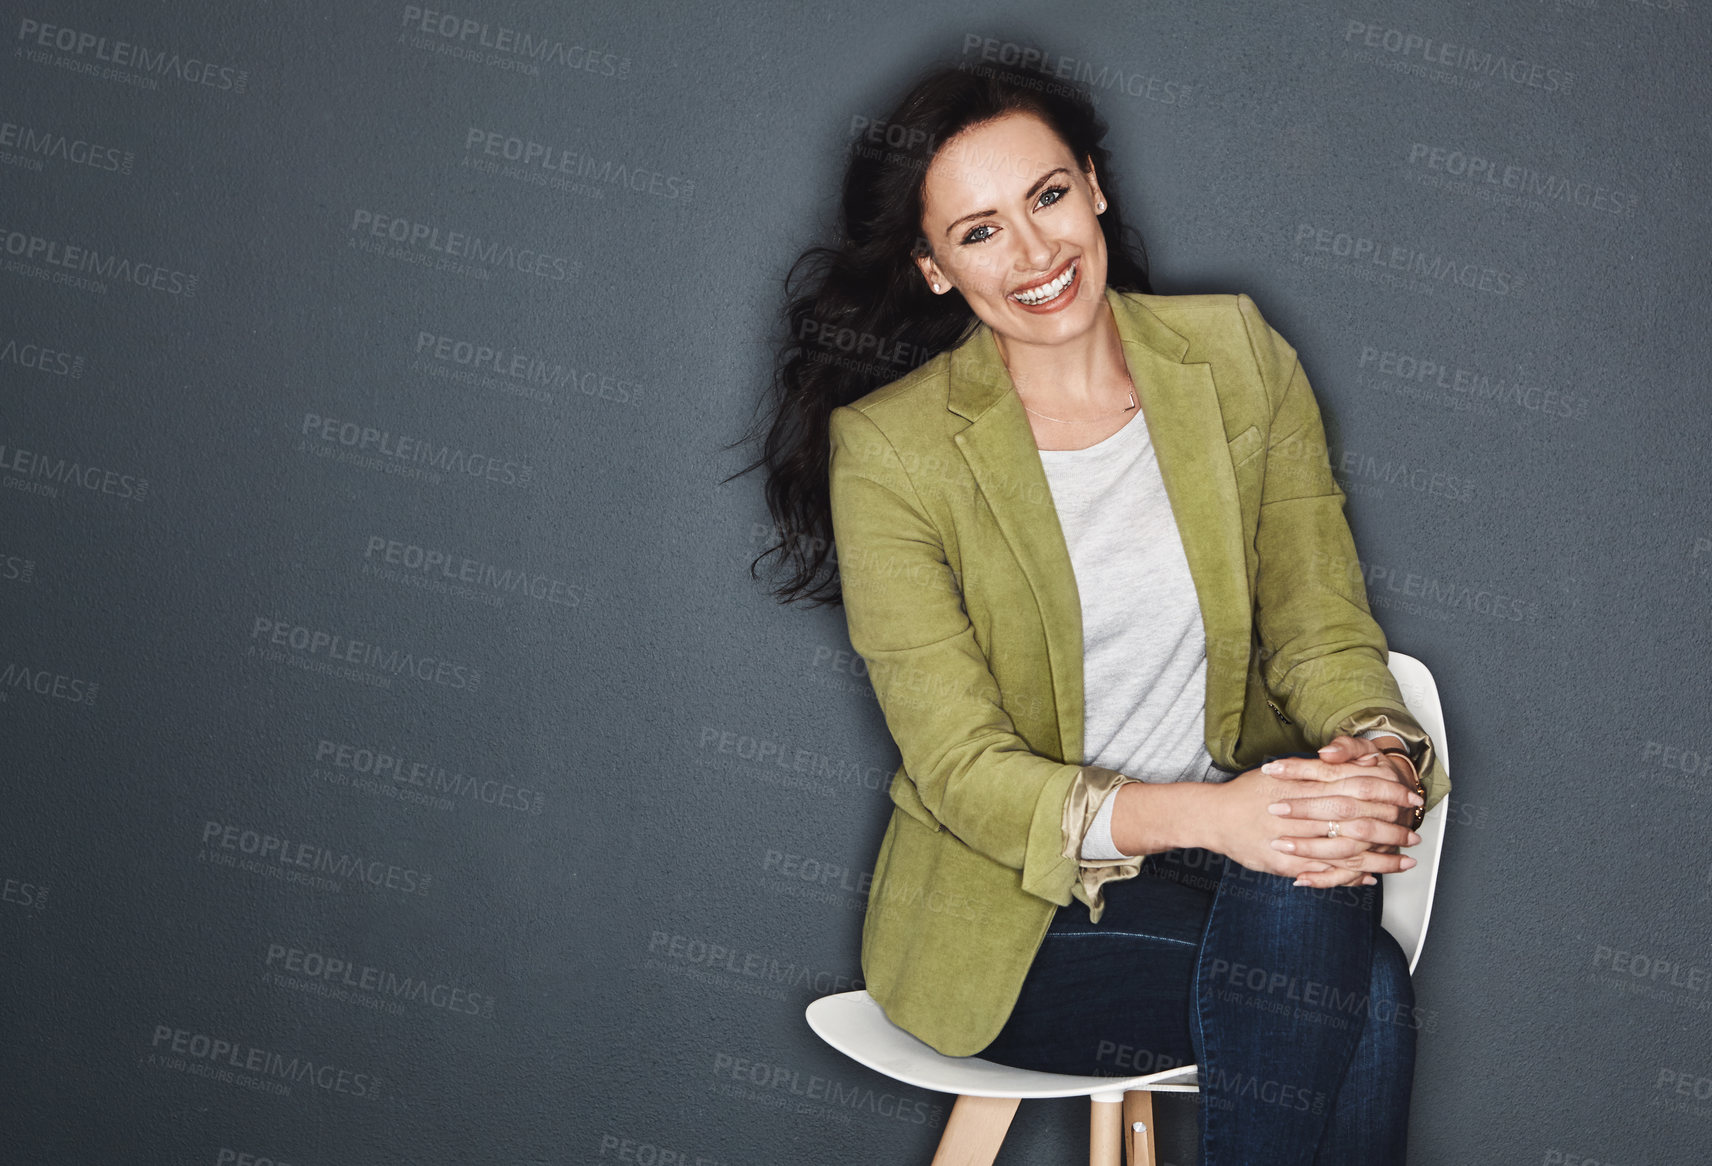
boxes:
[807,990,1201,1101]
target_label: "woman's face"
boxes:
[913,110,1109,347]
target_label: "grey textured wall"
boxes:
[3,2,1709,1163]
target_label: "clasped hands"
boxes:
[1218,734,1424,890]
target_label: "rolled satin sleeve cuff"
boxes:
[1061,765,1144,922]
[1334,706,1443,808]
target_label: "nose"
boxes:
[1010,213,1055,278]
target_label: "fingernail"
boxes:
[1408,792,1424,806]
[1261,761,1282,774]
[1270,839,1295,852]
[1400,856,1417,869]
[1293,878,1309,887]
[1362,876,1377,886]
[1407,832,1421,846]
[1317,745,1335,754]
[1267,802,1291,815]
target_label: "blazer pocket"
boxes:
[1226,424,1262,468]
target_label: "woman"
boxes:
[739,56,1448,1163]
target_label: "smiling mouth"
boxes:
[1010,259,1078,307]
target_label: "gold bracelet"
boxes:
[1378,747,1426,831]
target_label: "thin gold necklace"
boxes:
[1016,383,1138,424]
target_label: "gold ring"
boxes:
[1327,821,1341,838]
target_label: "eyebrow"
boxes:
[943,167,1071,238]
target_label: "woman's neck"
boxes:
[991,299,1131,411]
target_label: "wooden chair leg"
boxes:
[1123,1091,1156,1166]
[1089,1096,1123,1166]
[930,1095,1020,1166]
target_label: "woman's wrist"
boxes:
[1375,748,1426,828]
[1108,781,1217,857]
[1377,748,1418,782]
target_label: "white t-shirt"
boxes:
[1037,407,1232,861]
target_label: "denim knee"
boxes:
[1366,929,1417,1036]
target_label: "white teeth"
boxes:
[1014,261,1076,305]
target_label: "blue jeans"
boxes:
[976,758,1417,1164]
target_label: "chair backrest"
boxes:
[1378,651,1449,974]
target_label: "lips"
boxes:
[1009,257,1079,310]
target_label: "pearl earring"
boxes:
[1096,199,1106,212]
[931,282,941,292]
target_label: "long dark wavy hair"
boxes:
[728,52,1155,607]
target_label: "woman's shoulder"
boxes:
[1113,289,1298,368]
[1116,288,1275,332]
[1119,288,1247,313]
[838,348,957,435]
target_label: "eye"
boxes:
[957,185,1075,245]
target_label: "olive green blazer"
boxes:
[827,287,1449,1057]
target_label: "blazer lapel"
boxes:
[945,288,1253,766]
[949,325,1086,763]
